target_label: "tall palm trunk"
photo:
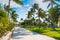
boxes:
[8,0,11,16]
[39,17,41,28]
[8,0,10,7]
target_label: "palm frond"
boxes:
[47,3,51,8]
[55,0,60,2]
[53,1,59,6]
[13,0,23,5]
[42,0,50,2]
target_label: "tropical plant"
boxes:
[37,8,45,21]
[48,7,59,28]
[27,11,32,20]
[29,3,39,17]
[0,9,10,37]
[4,0,23,19]
[0,4,15,37]
[11,11,18,22]
[32,3,39,10]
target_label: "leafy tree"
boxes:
[33,3,39,10]
[31,17,35,26]
[27,11,32,20]
[11,11,18,22]
[49,7,58,23]
[37,8,46,21]
[26,3,39,26]
[29,3,39,17]
[48,6,60,28]
[4,0,23,21]
[0,9,10,37]
[13,0,23,5]
[0,4,15,37]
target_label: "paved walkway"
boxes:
[11,27,56,40]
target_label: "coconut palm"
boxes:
[43,0,60,2]
[4,0,23,16]
[27,3,39,26]
[33,3,39,10]
[29,3,39,14]
[11,11,18,22]
[54,6,60,27]
[31,17,36,26]
[4,5,10,13]
[27,11,32,20]
[0,9,10,36]
[37,8,46,21]
[48,7,59,28]
[31,3,39,13]
[13,0,23,5]
[0,4,15,37]
[30,3,39,20]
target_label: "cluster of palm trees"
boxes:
[0,0,23,37]
[5,0,23,22]
[25,0,60,27]
[26,3,46,27]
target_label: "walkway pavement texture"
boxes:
[11,27,56,40]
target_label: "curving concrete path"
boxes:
[11,27,56,40]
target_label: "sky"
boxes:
[0,0,60,22]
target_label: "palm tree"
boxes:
[27,11,32,20]
[48,7,59,28]
[30,8,35,13]
[54,6,60,27]
[37,8,45,22]
[4,5,10,13]
[11,11,18,22]
[43,0,58,8]
[36,8,46,27]
[31,17,35,26]
[30,3,39,14]
[0,8,10,36]
[4,0,23,16]
[13,0,23,5]
[30,3,39,20]
[33,3,39,10]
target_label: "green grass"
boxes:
[25,27,60,40]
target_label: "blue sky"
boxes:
[0,0,60,22]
